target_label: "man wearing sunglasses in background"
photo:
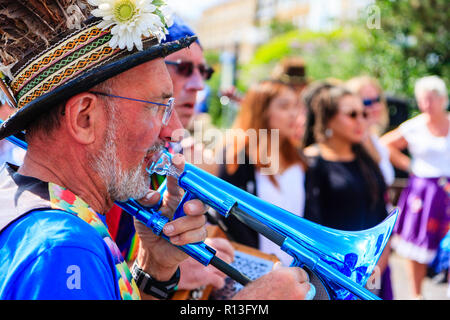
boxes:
[165,54,213,129]
[162,18,237,294]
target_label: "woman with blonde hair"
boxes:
[346,76,395,186]
[218,79,307,266]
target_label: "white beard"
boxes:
[90,116,151,202]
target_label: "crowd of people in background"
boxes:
[0,13,448,300]
[203,63,449,299]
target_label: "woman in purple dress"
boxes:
[381,75,450,299]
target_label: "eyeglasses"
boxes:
[362,96,381,107]
[165,60,214,80]
[90,91,175,126]
[343,109,368,120]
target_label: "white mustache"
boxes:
[146,141,165,158]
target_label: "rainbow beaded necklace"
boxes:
[48,182,140,300]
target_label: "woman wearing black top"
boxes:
[305,156,387,230]
[303,85,392,299]
[304,85,388,230]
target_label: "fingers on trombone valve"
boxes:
[297,267,317,300]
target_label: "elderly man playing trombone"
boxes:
[0,0,311,300]
[104,15,239,294]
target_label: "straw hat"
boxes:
[0,0,196,139]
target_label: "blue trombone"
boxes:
[3,121,398,300]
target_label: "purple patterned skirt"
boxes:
[392,176,450,264]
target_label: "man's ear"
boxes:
[63,92,102,145]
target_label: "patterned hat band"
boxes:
[10,19,157,110]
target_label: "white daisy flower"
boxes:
[159,4,174,28]
[88,0,171,51]
[155,4,174,42]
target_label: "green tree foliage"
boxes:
[205,0,449,125]
[241,0,449,99]
[372,0,449,97]
[239,27,375,89]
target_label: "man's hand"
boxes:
[178,237,235,290]
[134,154,208,281]
[233,265,315,300]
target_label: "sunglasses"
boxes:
[90,91,175,126]
[362,96,381,107]
[165,60,214,80]
[344,109,368,120]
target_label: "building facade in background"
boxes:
[195,0,373,64]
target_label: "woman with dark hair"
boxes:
[300,80,335,150]
[304,85,387,229]
[303,85,392,298]
[218,79,307,266]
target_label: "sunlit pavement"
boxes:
[389,252,449,300]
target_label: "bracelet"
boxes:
[131,261,180,299]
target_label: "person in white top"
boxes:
[255,164,305,266]
[219,79,308,266]
[381,75,450,299]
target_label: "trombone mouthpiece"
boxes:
[146,150,182,178]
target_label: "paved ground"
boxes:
[389,252,449,300]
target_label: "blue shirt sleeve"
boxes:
[0,210,122,300]
[8,245,120,300]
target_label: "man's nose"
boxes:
[159,110,184,143]
[186,68,205,92]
